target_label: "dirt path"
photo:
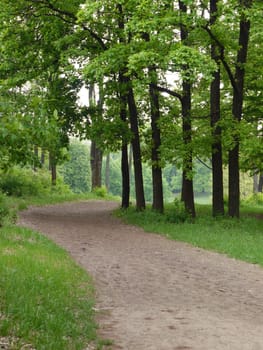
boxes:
[18,201,263,350]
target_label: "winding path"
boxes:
[19,201,263,350]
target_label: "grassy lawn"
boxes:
[0,192,115,350]
[116,203,263,267]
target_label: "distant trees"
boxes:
[59,141,91,194]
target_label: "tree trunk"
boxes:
[258,173,263,193]
[90,141,102,189]
[89,83,103,190]
[41,149,45,166]
[33,145,39,172]
[253,174,258,193]
[105,154,110,191]
[228,1,251,217]
[210,0,224,216]
[127,82,146,211]
[149,68,164,213]
[121,145,130,208]
[49,152,56,186]
[129,144,133,179]
[117,4,131,209]
[119,70,130,209]
[179,0,195,218]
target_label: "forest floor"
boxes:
[18,201,263,350]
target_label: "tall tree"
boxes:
[179,0,195,217]
[228,0,252,217]
[149,67,164,213]
[210,0,224,216]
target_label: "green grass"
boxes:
[5,191,119,214]
[0,225,98,350]
[116,203,263,267]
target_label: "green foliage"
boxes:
[59,140,91,193]
[165,198,190,223]
[0,167,71,198]
[0,0,262,217]
[243,193,263,206]
[92,186,108,198]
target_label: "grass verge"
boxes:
[0,192,118,350]
[116,204,263,267]
[0,225,98,350]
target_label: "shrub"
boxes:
[243,193,263,206]
[92,186,108,198]
[165,198,190,223]
[0,167,71,198]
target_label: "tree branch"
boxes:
[27,0,107,50]
[202,24,238,93]
[154,85,183,102]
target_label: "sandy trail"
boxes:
[18,201,263,350]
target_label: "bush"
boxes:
[92,186,108,198]
[243,193,263,206]
[165,198,190,223]
[0,167,47,197]
[0,167,71,198]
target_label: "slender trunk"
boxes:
[149,68,164,213]
[253,174,258,193]
[129,144,133,178]
[179,0,195,218]
[89,84,103,189]
[228,1,251,217]
[210,0,224,216]
[127,82,145,211]
[117,4,130,209]
[121,145,130,208]
[258,173,263,193]
[105,154,110,191]
[33,145,38,172]
[90,141,102,189]
[49,152,56,186]
[180,91,195,218]
[119,71,130,209]
[41,149,45,166]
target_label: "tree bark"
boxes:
[149,68,164,213]
[105,153,110,191]
[49,152,57,186]
[88,84,103,190]
[210,0,224,216]
[119,71,130,209]
[228,0,251,217]
[117,4,131,209]
[127,83,146,211]
[253,174,258,193]
[179,0,195,218]
[90,140,102,189]
[41,149,45,166]
[258,173,263,193]
[33,145,39,172]
[121,145,130,208]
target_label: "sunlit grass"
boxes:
[116,203,263,267]
[5,191,120,213]
[0,225,99,350]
